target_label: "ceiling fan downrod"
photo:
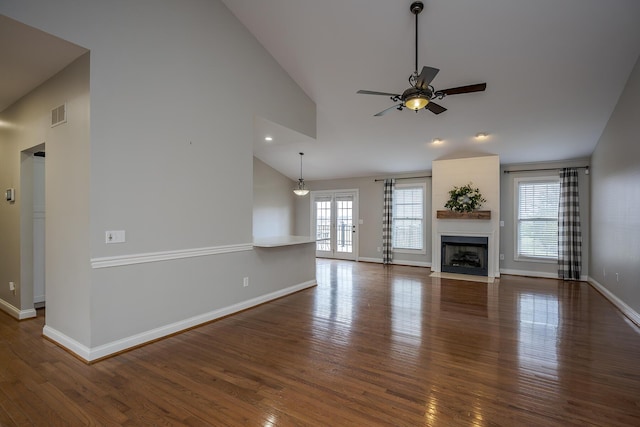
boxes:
[410,1,424,76]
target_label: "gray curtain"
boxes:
[558,168,582,280]
[382,179,395,264]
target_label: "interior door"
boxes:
[312,191,358,260]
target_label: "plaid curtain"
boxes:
[558,168,582,280]
[382,179,395,264]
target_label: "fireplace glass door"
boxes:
[441,236,488,276]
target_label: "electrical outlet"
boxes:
[499,254,505,261]
[377,247,381,252]
[9,282,15,295]
[616,273,619,282]
[243,277,249,287]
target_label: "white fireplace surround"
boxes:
[431,155,501,278]
[434,229,499,278]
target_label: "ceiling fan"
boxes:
[357,1,487,116]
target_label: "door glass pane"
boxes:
[315,200,331,252]
[336,199,353,253]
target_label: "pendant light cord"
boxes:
[299,152,304,181]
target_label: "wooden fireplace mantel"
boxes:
[436,210,491,220]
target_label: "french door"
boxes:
[312,190,358,260]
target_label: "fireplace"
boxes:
[441,235,489,276]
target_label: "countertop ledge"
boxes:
[253,236,316,248]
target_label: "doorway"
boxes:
[20,144,46,314]
[312,190,359,260]
[32,151,46,307]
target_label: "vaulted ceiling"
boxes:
[224,0,640,180]
[2,2,639,182]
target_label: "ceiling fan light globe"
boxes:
[405,95,429,111]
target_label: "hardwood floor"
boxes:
[2,259,640,426]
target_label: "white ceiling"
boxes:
[225,0,640,181]
[2,2,640,182]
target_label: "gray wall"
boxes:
[253,157,296,238]
[302,159,593,275]
[0,54,90,332]
[500,159,591,279]
[301,174,432,267]
[1,0,316,358]
[590,55,640,315]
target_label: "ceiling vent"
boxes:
[51,103,66,127]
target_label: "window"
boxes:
[515,177,560,261]
[392,184,425,252]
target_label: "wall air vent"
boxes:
[51,103,66,127]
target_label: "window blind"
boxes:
[393,186,423,250]
[517,180,560,259]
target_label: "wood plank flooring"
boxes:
[2,259,640,426]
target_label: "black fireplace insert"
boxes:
[441,235,488,276]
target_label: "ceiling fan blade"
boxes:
[440,83,487,96]
[374,104,403,117]
[415,66,439,90]
[425,101,447,115]
[357,90,401,97]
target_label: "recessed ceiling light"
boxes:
[265,136,273,142]
[475,132,488,140]
[432,138,443,144]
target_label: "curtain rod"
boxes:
[374,175,431,182]
[503,166,589,174]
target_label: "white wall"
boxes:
[590,55,640,319]
[1,0,316,358]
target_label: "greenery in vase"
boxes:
[444,183,486,213]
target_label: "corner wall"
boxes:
[253,157,296,239]
[590,55,640,322]
[0,54,90,333]
[2,0,316,359]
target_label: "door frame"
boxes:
[310,189,359,261]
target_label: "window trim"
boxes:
[513,176,560,263]
[392,182,427,255]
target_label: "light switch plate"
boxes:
[105,230,126,244]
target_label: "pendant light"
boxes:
[293,152,310,196]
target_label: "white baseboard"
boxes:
[358,257,382,264]
[43,279,317,362]
[500,269,588,282]
[358,257,431,268]
[588,277,640,327]
[0,298,37,320]
[393,260,431,268]
[500,268,558,279]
